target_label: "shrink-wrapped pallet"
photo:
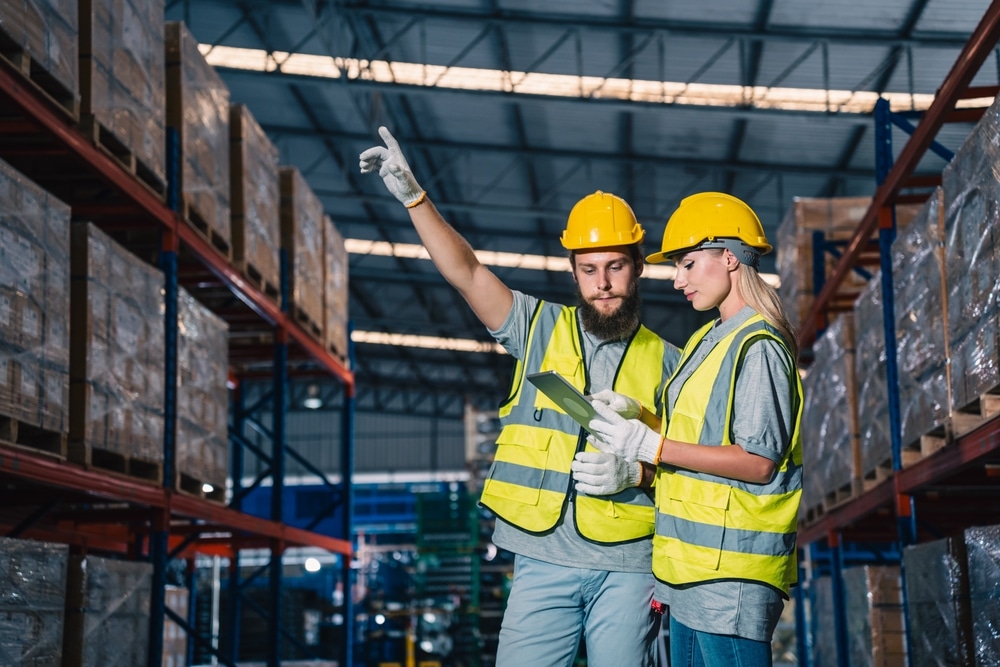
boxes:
[800,314,857,520]
[902,537,974,667]
[0,0,79,113]
[165,21,231,253]
[79,0,166,191]
[843,565,907,666]
[69,222,164,476]
[810,575,837,667]
[854,273,891,481]
[965,524,1000,665]
[230,104,281,302]
[280,166,325,338]
[62,556,152,667]
[891,189,949,450]
[323,214,349,363]
[0,537,68,666]
[0,157,70,447]
[177,288,229,500]
[163,585,189,667]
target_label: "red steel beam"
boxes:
[797,1,1000,350]
[798,477,894,545]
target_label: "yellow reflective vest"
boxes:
[481,301,676,543]
[653,313,803,594]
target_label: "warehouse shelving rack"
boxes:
[794,4,1000,666]
[0,49,356,667]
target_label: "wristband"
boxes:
[653,436,665,466]
[405,191,428,209]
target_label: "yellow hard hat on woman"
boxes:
[560,191,645,250]
[647,192,772,267]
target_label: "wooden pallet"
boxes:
[821,479,863,513]
[289,303,323,341]
[79,114,166,201]
[901,425,948,463]
[0,415,67,459]
[174,470,226,504]
[234,259,280,305]
[180,196,233,260]
[948,389,1000,440]
[0,36,79,121]
[66,441,163,484]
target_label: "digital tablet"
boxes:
[526,371,606,434]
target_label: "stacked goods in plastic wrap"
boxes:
[78,0,166,192]
[891,188,949,452]
[165,21,231,254]
[324,214,349,363]
[964,524,1000,665]
[230,103,281,302]
[69,221,164,478]
[941,95,1000,421]
[843,565,906,666]
[177,288,229,500]
[853,272,892,482]
[799,314,858,520]
[902,536,974,667]
[810,575,836,667]
[62,555,152,667]
[163,586,189,667]
[0,537,68,666]
[0,0,79,113]
[280,166,325,339]
[0,157,70,450]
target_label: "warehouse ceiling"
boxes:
[166,0,997,416]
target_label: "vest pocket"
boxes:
[662,482,731,570]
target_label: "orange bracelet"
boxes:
[405,191,428,209]
[653,436,665,466]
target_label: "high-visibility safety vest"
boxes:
[653,313,803,594]
[481,301,674,543]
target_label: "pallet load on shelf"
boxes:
[177,288,229,502]
[78,0,166,196]
[163,585,189,667]
[965,524,1000,665]
[0,536,69,666]
[229,103,281,303]
[776,197,919,334]
[941,93,1000,437]
[799,313,859,523]
[0,157,70,456]
[891,187,950,457]
[280,166,325,340]
[0,0,79,116]
[165,21,231,258]
[843,565,907,666]
[809,575,836,667]
[323,214,349,363]
[69,221,164,482]
[62,555,152,667]
[901,535,974,667]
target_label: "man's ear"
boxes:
[635,260,644,278]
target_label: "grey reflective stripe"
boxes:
[671,459,802,497]
[655,512,798,558]
[490,460,571,494]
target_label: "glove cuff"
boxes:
[638,432,664,465]
[404,190,428,208]
[626,459,643,488]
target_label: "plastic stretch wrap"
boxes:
[63,555,152,667]
[69,222,164,462]
[177,288,229,491]
[810,575,837,667]
[78,0,166,184]
[776,197,919,332]
[165,21,231,243]
[230,104,281,296]
[163,585,188,667]
[280,166,325,331]
[854,272,891,477]
[0,0,79,102]
[0,537,68,666]
[800,314,856,518]
[323,214,349,363]
[843,565,906,666]
[0,157,70,434]
[891,189,949,447]
[942,95,1000,412]
[902,537,973,667]
[965,524,1000,665]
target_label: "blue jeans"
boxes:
[669,615,772,667]
[496,555,660,667]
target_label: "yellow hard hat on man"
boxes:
[560,191,645,250]
[647,192,772,267]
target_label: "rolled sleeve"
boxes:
[731,339,796,465]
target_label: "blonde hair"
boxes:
[738,267,798,359]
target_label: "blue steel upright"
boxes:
[342,324,357,667]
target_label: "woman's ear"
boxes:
[723,249,741,272]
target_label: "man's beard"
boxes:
[577,281,642,342]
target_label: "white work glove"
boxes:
[571,451,641,496]
[588,389,642,420]
[588,401,663,464]
[358,126,425,207]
